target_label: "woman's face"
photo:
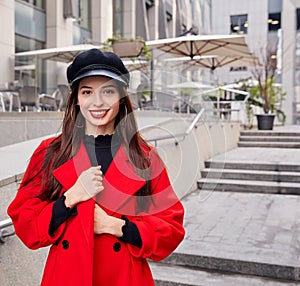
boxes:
[77,76,120,136]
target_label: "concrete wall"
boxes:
[0,112,240,285]
[282,0,298,125]
[0,112,63,147]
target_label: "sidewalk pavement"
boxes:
[163,125,300,284]
[0,135,52,187]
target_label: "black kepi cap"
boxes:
[67,49,130,87]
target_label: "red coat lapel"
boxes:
[97,145,146,214]
[52,143,92,191]
[52,143,146,215]
[52,143,94,247]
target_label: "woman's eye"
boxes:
[82,90,93,95]
[103,88,116,94]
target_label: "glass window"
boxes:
[15,1,46,43]
[18,0,46,10]
[268,12,281,31]
[230,14,248,34]
[145,0,155,9]
[14,35,45,90]
[297,9,300,31]
[15,35,44,53]
[113,0,123,36]
[72,0,91,44]
[77,0,91,30]
[73,25,92,44]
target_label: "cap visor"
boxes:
[71,69,127,86]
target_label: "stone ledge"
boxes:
[162,253,300,282]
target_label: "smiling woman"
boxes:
[77,77,121,136]
[7,49,185,286]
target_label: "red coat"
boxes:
[8,137,185,286]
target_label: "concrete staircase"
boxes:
[197,160,300,195]
[238,130,300,148]
[151,129,300,285]
[198,130,300,195]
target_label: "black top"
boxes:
[49,134,142,248]
[83,134,121,172]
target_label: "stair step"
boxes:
[239,136,300,142]
[205,160,300,172]
[240,131,300,137]
[150,263,293,286]
[201,168,300,183]
[238,142,300,148]
[197,178,300,194]
[160,249,300,283]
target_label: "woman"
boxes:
[8,49,185,286]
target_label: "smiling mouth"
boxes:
[90,110,109,118]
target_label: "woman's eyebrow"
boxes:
[101,84,118,89]
[79,84,118,90]
[79,85,92,90]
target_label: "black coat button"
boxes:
[62,240,69,249]
[113,242,121,252]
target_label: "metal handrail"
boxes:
[0,218,13,229]
[147,108,204,146]
[0,218,15,243]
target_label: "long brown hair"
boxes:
[23,80,152,209]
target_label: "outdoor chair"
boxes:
[56,84,70,111]
[4,92,21,112]
[39,93,58,111]
[19,86,41,111]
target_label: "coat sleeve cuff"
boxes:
[118,216,142,248]
[49,194,78,236]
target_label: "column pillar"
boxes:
[0,1,15,84]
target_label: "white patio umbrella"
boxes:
[14,44,101,63]
[146,34,254,59]
[167,81,214,90]
[164,54,257,70]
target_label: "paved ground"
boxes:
[162,125,300,284]
[180,189,300,267]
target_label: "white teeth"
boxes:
[91,111,106,116]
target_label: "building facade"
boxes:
[212,0,300,125]
[0,0,211,97]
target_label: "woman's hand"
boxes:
[94,204,125,237]
[64,166,103,208]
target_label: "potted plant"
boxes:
[249,77,286,130]
[104,36,150,59]
[249,45,286,130]
[234,77,286,130]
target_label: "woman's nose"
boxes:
[93,91,104,105]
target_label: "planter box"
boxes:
[112,40,145,58]
[256,114,275,130]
